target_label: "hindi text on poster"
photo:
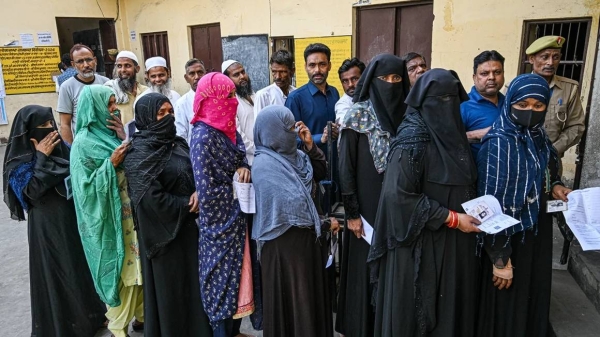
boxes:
[293,36,352,95]
[0,47,60,95]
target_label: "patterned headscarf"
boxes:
[191,72,239,144]
[478,74,554,235]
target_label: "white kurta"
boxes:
[335,93,354,124]
[236,93,256,165]
[174,89,195,144]
[253,83,296,116]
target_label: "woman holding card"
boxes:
[3,105,106,336]
[190,72,253,337]
[367,69,482,337]
[477,73,571,337]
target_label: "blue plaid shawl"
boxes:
[477,74,555,235]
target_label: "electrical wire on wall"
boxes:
[95,0,120,23]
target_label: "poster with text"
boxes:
[0,47,60,94]
[293,36,352,95]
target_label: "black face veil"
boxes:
[353,54,411,136]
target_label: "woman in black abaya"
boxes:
[3,105,106,337]
[367,69,482,337]
[123,93,212,336]
[336,53,410,337]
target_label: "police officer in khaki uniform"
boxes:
[526,35,585,158]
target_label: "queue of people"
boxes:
[2,33,585,337]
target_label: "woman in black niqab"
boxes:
[367,69,481,337]
[353,53,411,136]
[336,54,411,337]
[2,105,106,336]
[123,93,212,336]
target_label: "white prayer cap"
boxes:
[116,50,138,64]
[221,60,239,73]
[145,56,168,71]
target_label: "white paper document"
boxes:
[461,195,520,234]
[361,215,374,245]
[20,33,34,48]
[562,187,600,251]
[232,173,255,214]
[37,32,53,45]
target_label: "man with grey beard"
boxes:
[139,56,181,103]
[57,44,109,144]
[222,60,256,165]
[104,51,148,124]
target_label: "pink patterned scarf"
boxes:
[191,72,239,144]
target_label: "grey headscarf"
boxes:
[251,106,321,247]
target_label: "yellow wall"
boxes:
[0,0,126,139]
[432,0,599,105]
[121,0,356,95]
[431,0,600,183]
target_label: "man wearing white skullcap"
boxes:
[222,59,256,166]
[103,51,148,124]
[141,56,181,103]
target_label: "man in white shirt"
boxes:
[174,58,206,143]
[141,56,181,102]
[103,51,148,124]
[57,44,109,144]
[254,49,296,116]
[335,57,365,124]
[223,60,256,165]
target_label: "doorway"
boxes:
[55,17,118,78]
[190,23,223,73]
[355,1,433,64]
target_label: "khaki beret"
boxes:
[526,35,565,55]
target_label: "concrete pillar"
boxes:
[581,39,600,189]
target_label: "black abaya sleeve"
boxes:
[368,146,449,262]
[303,143,327,182]
[338,129,360,220]
[135,178,197,259]
[23,152,70,201]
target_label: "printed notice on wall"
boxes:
[19,34,35,48]
[130,31,137,41]
[0,47,61,94]
[294,36,352,95]
[37,32,53,45]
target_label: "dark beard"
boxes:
[118,76,137,93]
[235,78,253,99]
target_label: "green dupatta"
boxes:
[70,85,124,307]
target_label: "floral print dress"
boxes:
[190,121,248,331]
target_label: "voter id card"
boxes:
[64,175,73,200]
[547,200,567,213]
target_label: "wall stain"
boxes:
[583,0,600,13]
[443,0,455,32]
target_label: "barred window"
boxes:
[520,18,592,83]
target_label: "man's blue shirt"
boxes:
[285,81,340,154]
[460,86,505,159]
[57,67,78,87]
